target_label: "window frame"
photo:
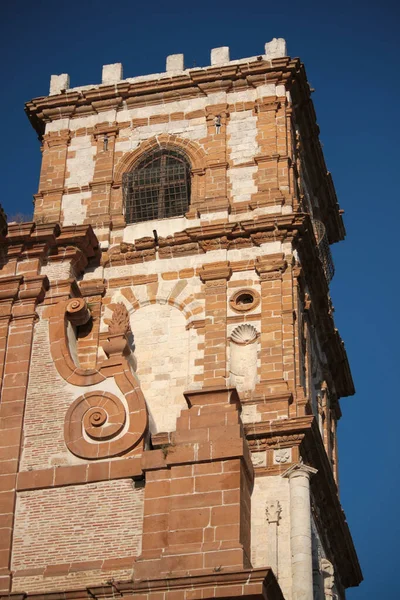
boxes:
[122,148,191,225]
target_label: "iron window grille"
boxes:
[123,149,191,224]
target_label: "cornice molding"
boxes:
[25,58,301,136]
[2,568,284,600]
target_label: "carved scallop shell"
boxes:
[230,324,258,345]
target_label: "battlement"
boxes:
[49,38,287,95]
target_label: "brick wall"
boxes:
[12,480,143,592]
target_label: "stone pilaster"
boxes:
[255,253,288,394]
[252,98,284,208]
[35,130,70,222]
[203,104,230,213]
[199,261,231,387]
[87,123,119,231]
[0,275,48,592]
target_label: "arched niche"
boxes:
[229,324,259,392]
[131,303,191,433]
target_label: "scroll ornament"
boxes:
[51,298,148,459]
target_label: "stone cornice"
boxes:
[105,213,305,267]
[25,57,301,136]
[0,223,99,276]
[1,568,284,600]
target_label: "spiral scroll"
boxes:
[66,297,91,326]
[64,384,147,459]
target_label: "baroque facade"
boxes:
[0,39,362,600]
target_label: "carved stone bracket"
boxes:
[256,253,287,281]
[42,130,71,148]
[92,121,119,140]
[199,261,232,283]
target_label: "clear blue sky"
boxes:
[1,0,398,597]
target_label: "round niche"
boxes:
[229,289,260,313]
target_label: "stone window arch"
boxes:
[122,147,191,224]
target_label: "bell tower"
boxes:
[0,39,362,600]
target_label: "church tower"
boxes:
[0,40,362,600]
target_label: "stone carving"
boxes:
[49,297,148,460]
[107,302,131,335]
[102,303,132,358]
[266,500,281,524]
[229,324,259,391]
[64,388,147,459]
[230,323,258,345]
[65,297,91,326]
[251,451,266,467]
[321,558,336,598]
[273,448,292,464]
[266,434,304,448]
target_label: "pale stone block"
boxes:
[211,46,230,65]
[61,192,90,226]
[265,38,287,59]
[228,165,257,202]
[256,83,277,100]
[227,112,258,165]
[204,90,227,105]
[227,89,257,104]
[65,136,96,188]
[45,118,70,133]
[166,53,184,72]
[276,84,286,97]
[41,262,74,281]
[68,114,98,131]
[49,73,70,95]
[102,63,123,84]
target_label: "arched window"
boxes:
[123,148,191,224]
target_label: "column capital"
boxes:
[282,462,318,480]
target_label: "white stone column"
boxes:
[283,463,318,600]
